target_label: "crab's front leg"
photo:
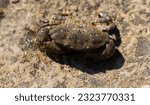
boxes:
[99,12,122,47]
[98,12,117,41]
[92,12,117,42]
[98,13,117,58]
[37,16,62,33]
[36,15,65,52]
[98,12,116,32]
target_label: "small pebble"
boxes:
[11,0,20,3]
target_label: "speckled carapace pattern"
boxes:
[50,23,109,50]
[0,0,150,87]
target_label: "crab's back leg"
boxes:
[101,39,116,59]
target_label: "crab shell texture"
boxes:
[40,23,116,59]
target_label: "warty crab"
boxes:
[36,12,118,61]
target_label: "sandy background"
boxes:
[0,0,150,87]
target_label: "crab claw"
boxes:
[98,12,113,23]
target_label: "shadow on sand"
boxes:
[46,49,125,74]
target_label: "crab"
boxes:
[36,12,118,60]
